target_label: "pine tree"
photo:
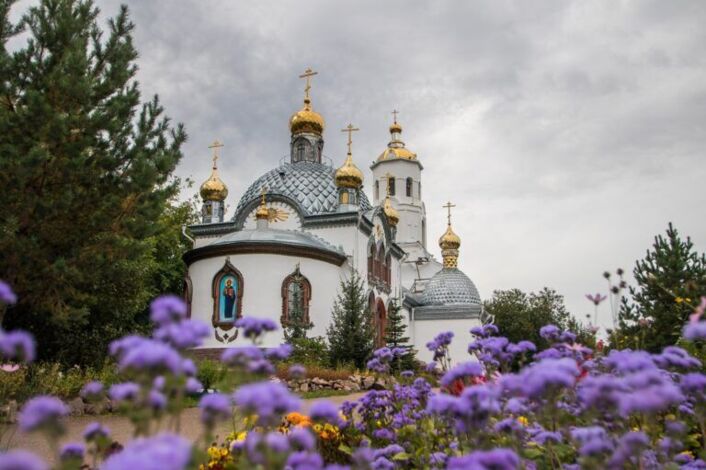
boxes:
[326,271,373,369]
[0,0,186,365]
[617,223,706,352]
[383,300,416,372]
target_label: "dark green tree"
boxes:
[326,271,373,369]
[617,223,706,352]
[0,0,186,365]
[485,288,592,348]
[384,300,416,372]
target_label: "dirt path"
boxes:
[1,392,366,465]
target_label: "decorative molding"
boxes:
[412,305,483,321]
[215,328,238,343]
[211,258,244,331]
[184,241,347,267]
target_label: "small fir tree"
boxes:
[326,271,373,369]
[617,223,706,352]
[384,300,416,372]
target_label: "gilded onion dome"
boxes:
[289,68,325,136]
[200,146,228,202]
[335,153,364,188]
[383,196,399,226]
[255,188,270,220]
[439,201,461,268]
[377,116,417,161]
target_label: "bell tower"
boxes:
[289,68,325,164]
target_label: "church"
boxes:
[183,69,488,364]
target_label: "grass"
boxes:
[299,389,356,399]
[275,363,359,382]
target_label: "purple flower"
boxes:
[373,428,394,441]
[441,362,483,387]
[233,381,300,425]
[80,381,104,400]
[586,293,607,306]
[447,448,519,470]
[681,372,706,396]
[265,432,290,453]
[367,358,388,373]
[59,443,84,461]
[150,295,187,325]
[654,346,701,370]
[116,339,183,375]
[0,450,47,470]
[309,400,340,424]
[221,346,264,366]
[288,364,306,379]
[516,340,536,353]
[578,374,628,412]
[504,398,527,415]
[266,344,293,360]
[618,370,684,416]
[288,427,315,451]
[109,382,140,403]
[285,451,324,470]
[559,331,577,343]
[18,396,68,433]
[502,358,579,400]
[0,280,18,305]
[494,417,523,433]
[235,316,278,339]
[247,358,274,374]
[0,330,36,363]
[83,422,110,441]
[148,390,167,410]
[539,325,560,341]
[604,349,656,374]
[684,321,706,341]
[533,431,562,445]
[153,320,210,350]
[102,433,192,470]
[185,377,203,394]
[401,370,414,378]
[571,426,613,456]
[609,431,649,467]
[199,393,231,426]
[425,361,438,372]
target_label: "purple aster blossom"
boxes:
[309,400,341,424]
[571,426,613,456]
[235,316,278,339]
[426,393,459,416]
[80,381,103,400]
[447,448,519,470]
[372,428,394,441]
[373,347,393,362]
[534,348,563,360]
[372,456,394,470]
[288,427,315,451]
[265,432,290,453]
[685,321,706,341]
[59,443,84,461]
[181,358,197,376]
[109,335,150,358]
[109,382,140,403]
[367,358,388,373]
[618,370,684,416]
[117,339,183,375]
[286,451,324,470]
[504,398,528,415]
[199,393,231,426]
[608,431,650,467]
[83,422,110,441]
[0,450,47,470]
[148,390,167,410]
[604,349,656,374]
[185,377,203,394]
[0,280,17,304]
[470,326,486,337]
[503,357,579,400]
[577,374,628,412]
[233,381,300,425]
[153,376,166,391]
[18,396,69,433]
[374,444,405,459]
[654,346,701,370]
[425,361,438,372]
[288,364,306,379]
[266,344,293,360]
[401,370,414,378]
[533,431,562,445]
[440,361,483,387]
[153,320,210,350]
[559,330,577,343]
[247,358,275,374]
[221,346,264,366]
[516,340,537,353]
[102,433,192,470]
[539,324,560,341]
[681,372,706,397]
[426,332,453,357]
[494,417,523,433]
[149,295,187,326]
[0,330,36,363]
[429,452,447,467]
[456,385,501,429]
[483,324,499,336]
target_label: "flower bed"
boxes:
[1,279,706,469]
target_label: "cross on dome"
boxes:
[299,67,318,102]
[208,140,224,168]
[341,123,359,155]
[443,201,456,226]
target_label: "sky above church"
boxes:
[12,1,706,330]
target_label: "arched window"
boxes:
[295,142,305,162]
[281,267,311,326]
[385,253,392,285]
[376,242,384,281]
[367,242,375,280]
[406,177,413,197]
[212,259,244,330]
[374,181,379,200]
[375,298,387,348]
[340,191,349,204]
[388,177,396,196]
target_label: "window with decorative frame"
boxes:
[211,259,244,330]
[406,177,413,197]
[281,266,311,326]
[388,177,396,196]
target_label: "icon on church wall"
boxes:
[219,275,238,321]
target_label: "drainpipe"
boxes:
[181,225,194,245]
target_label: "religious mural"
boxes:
[212,259,243,329]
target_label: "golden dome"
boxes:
[390,122,402,134]
[383,195,399,226]
[439,224,461,250]
[200,167,228,202]
[335,153,363,188]
[289,99,325,135]
[377,120,417,161]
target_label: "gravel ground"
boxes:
[1,392,366,465]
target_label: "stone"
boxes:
[68,397,85,417]
[299,382,309,393]
[0,400,18,424]
[84,397,111,415]
[362,376,375,390]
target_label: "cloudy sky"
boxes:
[15,1,706,328]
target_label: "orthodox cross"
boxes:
[391,109,399,124]
[385,172,394,197]
[443,201,456,226]
[299,68,318,101]
[208,140,224,168]
[341,123,359,154]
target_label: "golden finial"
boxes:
[391,109,399,124]
[256,186,269,220]
[299,67,318,103]
[382,172,399,226]
[200,140,228,201]
[439,201,461,269]
[341,123,359,155]
[335,124,363,189]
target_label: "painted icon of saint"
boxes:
[223,278,236,319]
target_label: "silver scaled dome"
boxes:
[422,268,481,306]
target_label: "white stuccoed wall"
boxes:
[411,318,482,366]
[189,253,352,349]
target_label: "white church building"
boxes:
[183,70,488,364]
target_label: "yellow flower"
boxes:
[235,431,247,442]
[680,450,695,459]
[243,414,259,427]
[676,297,684,304]
[517,416,529,427]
